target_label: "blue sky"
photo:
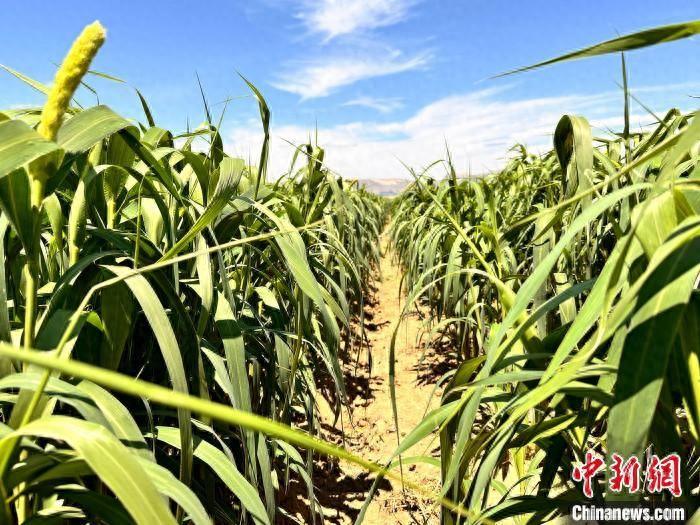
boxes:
[1,1,699,178]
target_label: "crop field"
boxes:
[0,13,699,525]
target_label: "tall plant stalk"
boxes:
[22,22,105,350]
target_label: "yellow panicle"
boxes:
[37,21,106,142]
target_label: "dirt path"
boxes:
[311,234,445,524]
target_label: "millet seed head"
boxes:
[37,21,106,142]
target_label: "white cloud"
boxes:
[297,0,416,41]
[227,83,697,181]
[271,49,430,99]
[278,1,426,100]
[343,96,404,113]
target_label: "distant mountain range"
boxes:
[352,178,411,197]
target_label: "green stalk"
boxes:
[67,178,86,266]
[106,198,116,229]
[21,264,37,351]
[21,176,46,352]
[282,289,304,420]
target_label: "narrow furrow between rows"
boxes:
[289,234,444,525]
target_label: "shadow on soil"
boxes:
[411,337,460,387]
[277,453,393,525]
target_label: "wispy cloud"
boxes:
[342,96,404,113]
[297,0,417,41]
[276,0,427,100]
[271,49,430,99]
[228,82,697,181]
